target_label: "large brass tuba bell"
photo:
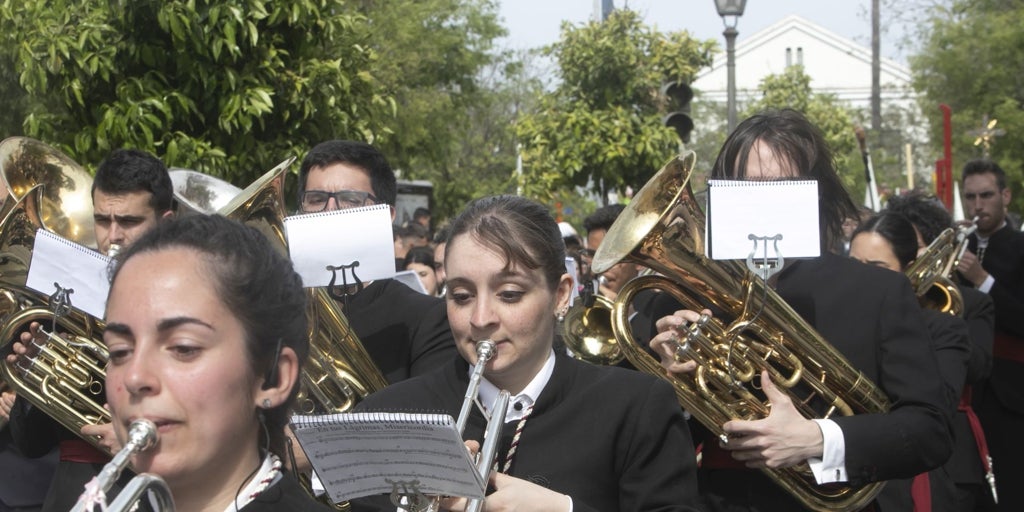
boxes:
[0,137,96,248]
[213,158,388,414]
[592,151,890,512]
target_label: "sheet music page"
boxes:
[25,229,111,318]
[564,256,580,303]
[393,269,429,294]
[285,204,396,287]
[291,412,485,503]
[706,180,821,260]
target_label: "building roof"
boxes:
[693,15,914,105]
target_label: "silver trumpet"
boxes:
[396,340,510,512]
[71,419,175,512]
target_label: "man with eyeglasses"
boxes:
[296,140,456,384]
[957,159,1024,511]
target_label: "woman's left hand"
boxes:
[442,472,570,512]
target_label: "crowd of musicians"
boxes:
[0,108,1022,512]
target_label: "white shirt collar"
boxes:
[476,349,556,422]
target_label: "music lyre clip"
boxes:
[44,282,74,337]
[387,479,432,512]
[745,234,785,282]
[326,261,363,306]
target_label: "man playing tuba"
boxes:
[648,110,953,512]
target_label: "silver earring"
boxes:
[262,398,272,409]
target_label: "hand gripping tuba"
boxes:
[591,151,890,512]
[213,158,388,414]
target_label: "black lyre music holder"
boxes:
[43,281,74,341]
[326,261,363,307]
[20,282,75,374]
[387,478,433,512]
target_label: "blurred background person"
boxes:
[848,211,974,512]
[402,246,441,296]
[956,158,1024,511]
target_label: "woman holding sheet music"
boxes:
[351,195,700,512]
[101,214,331,511]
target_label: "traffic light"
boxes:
[661,81,694,143]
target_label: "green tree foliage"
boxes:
[514,9,716,203]
[744,66,863,198]
[0,0,393,187]
[355,0,514,222]
[911,0,1024,212]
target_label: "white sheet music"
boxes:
[706,180,821,260]
[25,229,112,318]
[291,412,485,503]
[285,205,396,288]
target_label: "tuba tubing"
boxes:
[593,151,890,512]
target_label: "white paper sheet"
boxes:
[706,180,821,260]
[285,204,396,288]
[25,229,112,318]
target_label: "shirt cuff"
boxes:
[978,275,995,294]
[809,419,848,484]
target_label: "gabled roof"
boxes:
[697,14,911,84]
[696,15,913,102]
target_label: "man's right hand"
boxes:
[6,321,46,365]
[649,309,711,375]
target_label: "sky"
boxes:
[496,0,910,64]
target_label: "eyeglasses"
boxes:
[300,190,378,212]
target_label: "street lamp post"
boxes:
[714,0,747,132]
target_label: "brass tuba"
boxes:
[0,139,111,452]
[591,151,890,512]
[212,158,388,414]
[561,293,624,365]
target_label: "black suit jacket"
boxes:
[775,254,952,483]
[0,425,57,509]
[344,279,456,384]
[242,473,334,512]
[350,351,701,512]
[964,224,1024,413]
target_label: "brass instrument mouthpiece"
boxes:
[126,419,158,452]
[475,340,496,363]
[107,244,122,258]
